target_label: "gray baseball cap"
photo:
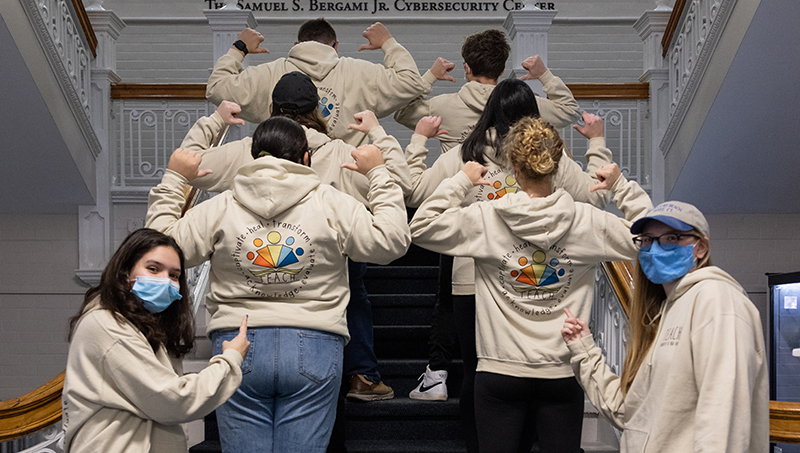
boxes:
[630,201,710,238]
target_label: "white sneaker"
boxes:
[409,366,448,401]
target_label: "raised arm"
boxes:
[145,149,224,267]
[206,29,276,124]
[357,22,431,118]
[520,56,581,128]
[404,117,459,207]
[409,162,490,257]
[551,113,613,208]
[331,145,411,264]
[394,57,456,130]
[351,111,413,197]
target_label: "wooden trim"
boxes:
[111,84,208,100]
[662,0,689,58]
[565,83,650,100]
[771,400,800,443]
[601,261,634,316]
[109,83,648,101]
[72,0,97,58]
[0,372,64,441]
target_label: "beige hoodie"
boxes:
[394,69,581,153]
[63,301,243,453]
[404,131,614,295]
[409,170,651,378]
[179,111,412,205]
[567,266,769,452]
[206,39,430,146]
[145,155,410,339]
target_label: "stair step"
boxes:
[346,439,467,453]
[365,266,439,294]
[378,359,464,397]
[386,243,440,267]
[373,325,430,358]
[344,396,462,441]
[371,294,436,326]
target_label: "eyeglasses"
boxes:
[633,232,699,250]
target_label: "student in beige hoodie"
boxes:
[63,228,249,453]
[410,117,652,453]
[404,77,613,452]
[184,72,410,402]
[562,201,769,452]
[145,116,410,452]
[394,29,581,153]
[206,18,429,146]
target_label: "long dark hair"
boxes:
[270,103,328,136]
[68,228,195,358]
[251,116,308,164]
[461,78,540,165]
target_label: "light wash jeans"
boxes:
[211,326,344,453]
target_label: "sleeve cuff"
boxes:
[210,111,226,129]
[452,170,475,193]
[163,169,189,187]
[367,126,388,141]
[410,133,429,147]
[538,68,555,85]
[610,174,629,192]
[566,334,595,357]
[221,347,244,368]
[226,47,245,62]
[422,70,438,85]
[381,37,399,51]
[588,137,607,149]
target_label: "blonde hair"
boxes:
[503,117,564,181]
[620,228,711,394]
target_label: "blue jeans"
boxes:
[343,259,381,382]
[211,326,344,453]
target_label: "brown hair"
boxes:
[619,228,712,394]
[270,103,328,135]
[298,18,337,46]
[503,117,564,180]
[461,29,509,80]
[68,228,195,358]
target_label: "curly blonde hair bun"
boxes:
[504,117,564,181]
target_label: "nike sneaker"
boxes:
[409,365,448,401]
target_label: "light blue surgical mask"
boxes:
[131,276,182,313]
[638,241,695,284]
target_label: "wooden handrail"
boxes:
[72,0,97,58]
[601,260,634,317]
[0,372,64,442]
[771,401,800,443]
[662,0,689,57]
[109,83,649,101]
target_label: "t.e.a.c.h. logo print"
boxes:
[317,86,341,130]
[472,168,519,203]
[497,242,574,317]
[231,221,315,298]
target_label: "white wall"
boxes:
[0,215,86,400]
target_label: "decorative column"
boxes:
[76,1,126,285]
[503,2,557,96]
[204,6,257,141]
[634,1,672,204]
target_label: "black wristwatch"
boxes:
[233,40,248,55]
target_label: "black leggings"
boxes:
[474,372,584,453]
[452,294,478,453]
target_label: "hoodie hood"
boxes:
[667,265,747,303]
[232,156,320,219]
[492,188,575,250]
[288,41,340,80]
[459,81,495,114]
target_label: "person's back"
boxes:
[394,29,581,153]
[206,19,429,146]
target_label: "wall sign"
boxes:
[203,0,555,14]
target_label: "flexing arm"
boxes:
[520,56,581,128]
[145,149,223,267]
[206,30,278,124]
[393,58,455,129]
[332,146,411,264]
[404,118,460,207]
[552,113,613,208]
[358,23,431,118]
[408,164,489,257]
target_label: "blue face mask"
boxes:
[638,241,696,284]
[131,276,182,313]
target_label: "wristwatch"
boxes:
[233,40,248,55]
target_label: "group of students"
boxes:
[61,17,769,453]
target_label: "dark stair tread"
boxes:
[345,439,467,452]
[343,395,460,418]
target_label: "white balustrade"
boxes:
[112,101,215,189]
[561,100,649,191]
[590,267,629,376]
[0,423,63,453]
